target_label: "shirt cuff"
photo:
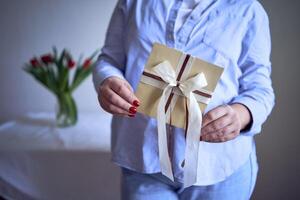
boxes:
[92,60,125,94]
[230,95,263,136]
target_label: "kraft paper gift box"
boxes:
[135,43,224,188]
[136,43,223,128]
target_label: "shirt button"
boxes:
[191,15,198,20]
[168,34,173,40]
[178,37,185,43]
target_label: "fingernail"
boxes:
[129,106,137,114]
[133,100,140,107]
[128,114,135,117]
[200,136,203,141]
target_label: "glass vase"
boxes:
[55,92,77,127]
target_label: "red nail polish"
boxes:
[129,106,137,114]
[128,114,135,117]
[133,100,140,107]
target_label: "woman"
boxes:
[93,0,274,199]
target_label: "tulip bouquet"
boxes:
[24,48,98,127]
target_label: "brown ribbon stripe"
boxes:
[141,57,212,107]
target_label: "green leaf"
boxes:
[69,50,98,91]
[71,54,83,84]
[88,49,100,60]
[58,68,69,92]
[24,66,56,93]
[52,46,58,61]
[70,66,92,92]
[56,49,66,74]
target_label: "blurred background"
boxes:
[0,0,299,199]
[0,0,109,120]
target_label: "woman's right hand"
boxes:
[97,76,140,117]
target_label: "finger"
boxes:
[102,87,133,113]
[110,80,139,106]
[202,105,230,127]
[222,130,240,141]
[123,80,134,92]
[201,132,223,143]
[202,130,239,143]
[122,81,140,106]
[202,123,237,140]
[201,123,237,141]
[100,95,129,115]
[218,123,238,135]
[201,114,232,135]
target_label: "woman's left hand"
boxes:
[201,103,251,143]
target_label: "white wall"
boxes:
[0,0,117,122]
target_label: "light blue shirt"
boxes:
[93,0,275,185]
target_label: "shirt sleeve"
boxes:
[92,0,127,93]
[230,2,275,136]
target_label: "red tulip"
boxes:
[41,54,53,64]
[67,59,76,69]
[30,57,39,67]
[83,59,91,69]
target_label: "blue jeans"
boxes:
[121,151,258,200]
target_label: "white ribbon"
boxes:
[140,74,212,105]
[152,60,208,188]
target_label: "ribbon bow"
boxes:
[153,60,208,188]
